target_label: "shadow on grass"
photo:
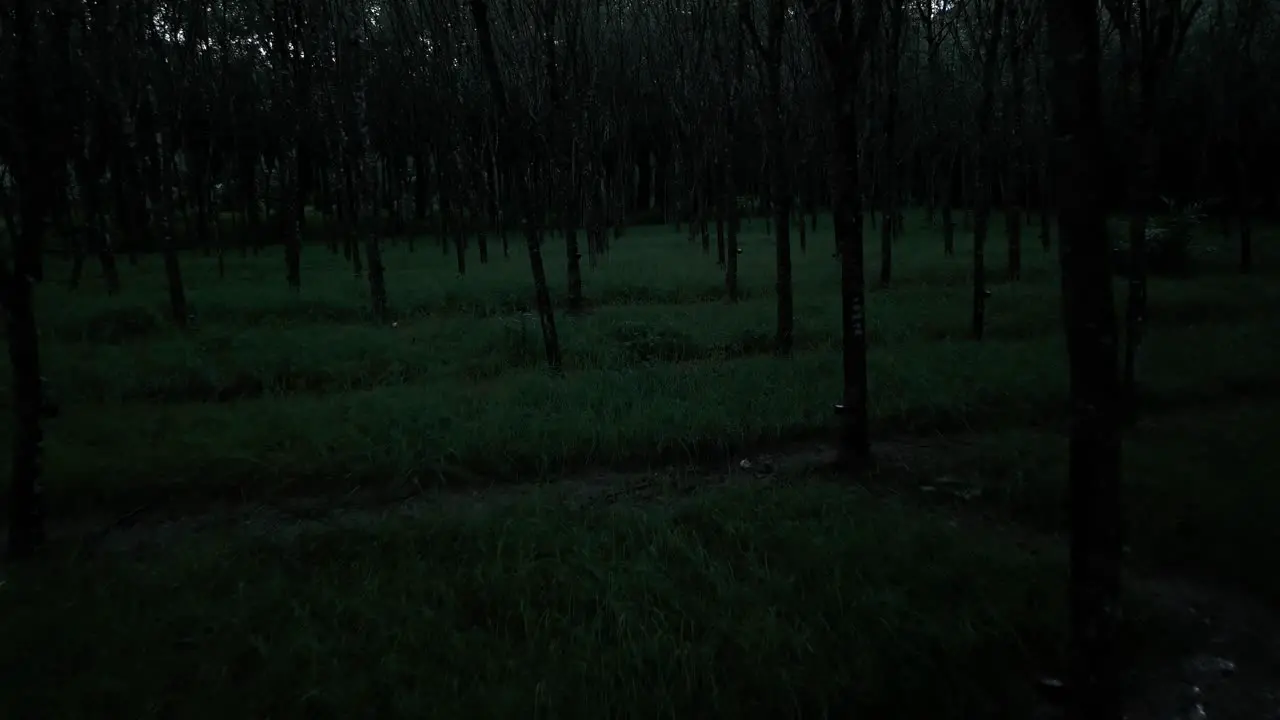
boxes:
[884,400,1280,607]
[43,286,1280,405]
[1,480,1073,719]
[24,370,1280,534]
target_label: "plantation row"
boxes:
[40,293,1278,404]
[35,319,1278,515]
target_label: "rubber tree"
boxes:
[796,0,883,471]
[1102,0,1202,416]
[469,0,562,369]
[739,0,795,353]
[1045,0,1124,717]
[960,0,1006,342]
[874,0,907,286]
[337,1,389,320]
[1,0,64,559]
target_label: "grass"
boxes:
[2,483,1074,719]
[1,211,1277,717]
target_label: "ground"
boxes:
[1,213,1278,718]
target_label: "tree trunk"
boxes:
[725,163,740,303]
[566,226,584,312]
[454,229,467,275]
[1040,160,1053,251]
[802,0,881,471]
[1236,154,1252,273]
[1121,101,1155,416]
[877,0,906,287]
[160,162,189,328]
[365,230,388,321]
[3,2,50,553]
[527,227,561,367]
[283,144,302,290]
[1005,3,1026,281]
[469,0,560,369]
[971,0,1006,341]
[942,150,958,256]
[715,182,727,266]
[1046,0,1124,717]
[3,254,46,559]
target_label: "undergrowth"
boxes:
[0,212,1276,718]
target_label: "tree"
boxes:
[960,0,1006,341]
[740,0,795,354]
[797,0,882,470]
[339,7,389,321]
[469,0,562,369]
[1102,0,1203,416]
[1045,0,1125,716]
[874,0,907,287]
[2,0,63,559]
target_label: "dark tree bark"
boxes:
[722,25,744,304]
[2,257,45,559]
[1004,0,1030,281]
[565,222,584,308]
[159,150,189,328]
[800,0,883,471]
[942,149,958,256]
[344,17,389,322]
[1104,0,1201,418]
[969,0,1007,341]
[272,0,303,291]
[470,0,561,369]
[4,0,59,558]
[1045,0,1125,717]
[878,0,907,287]
[715,186,727,265]
[741,0,793,351]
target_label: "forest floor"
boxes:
[2,213,1278,718]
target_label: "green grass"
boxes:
[869,401,1280,605]
[2,211,1277,717]
[1,483,1075,719]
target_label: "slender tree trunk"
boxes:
[565,150,584,311]
[282,145,302,290]
[1040,160,1053,251]
[454,228,467,275]
[4,249,46,558]
[1046,0,1124,717]
[1005,5,1026,281]
[159,152,189,328]
[341,15,388,320]
[527,227,561,367]
[566,227,584,312]
[797,205,807,253]
[4,0,49,555]
[1236,155,1252,273]
[802,0,882,471]
[942,150,958,256]
[365,227,388,321]
[971,0,1006,340]
[878,0,906,286]
[715,177,727,265]
[725,164,740,302]
[832,120,871,468]
[469,0,560,369]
